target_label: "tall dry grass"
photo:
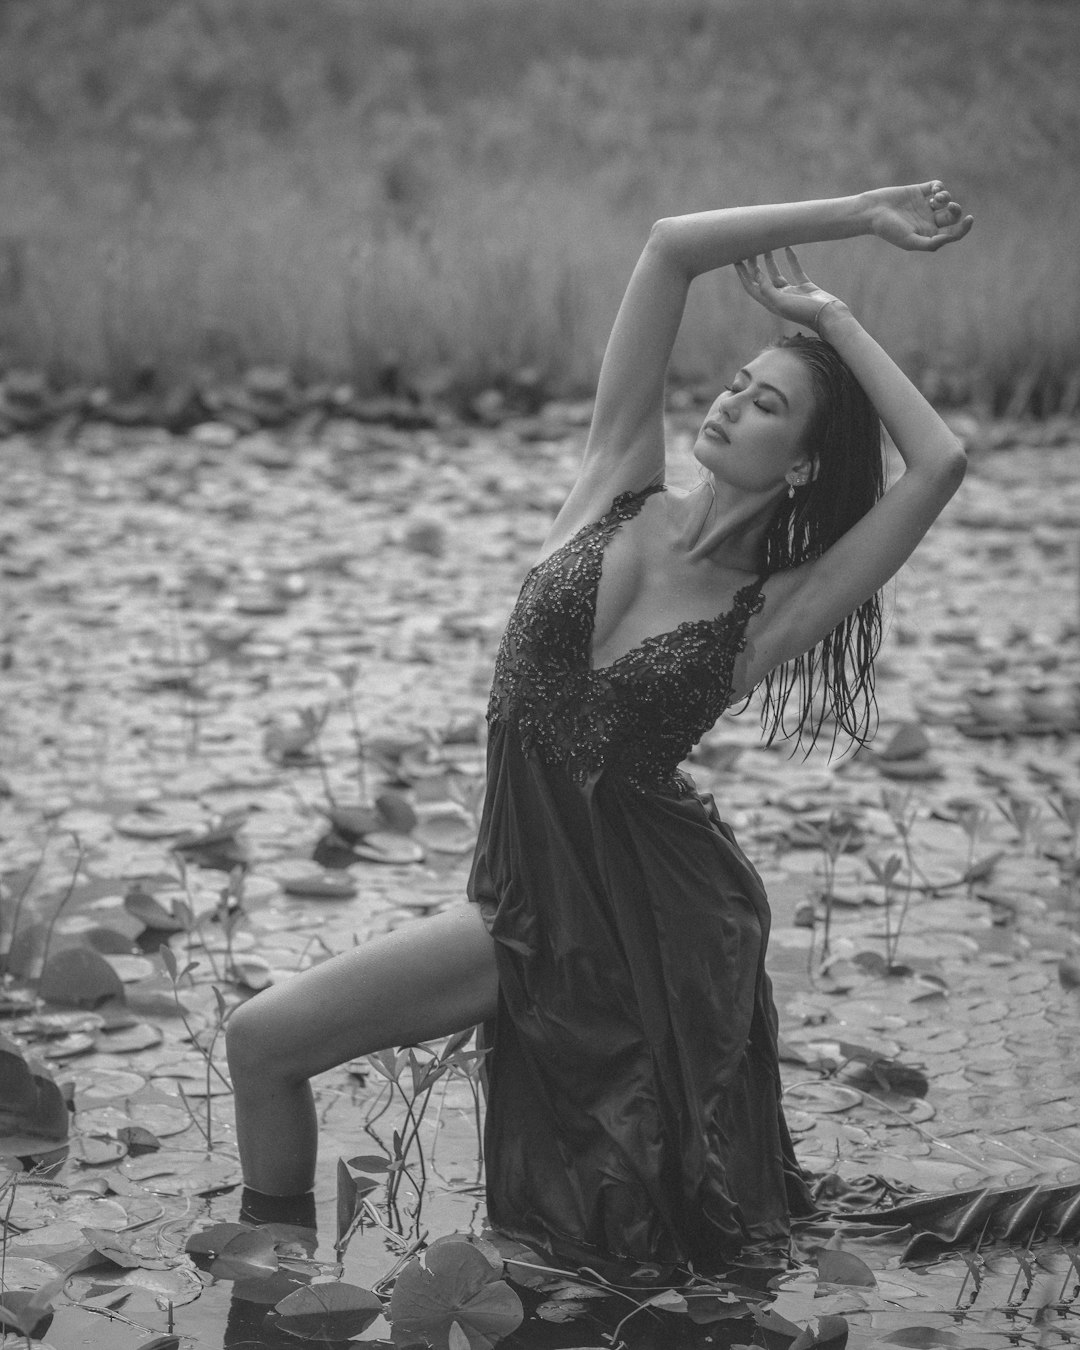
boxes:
[0,0,1077,410]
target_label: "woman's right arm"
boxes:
[546,184,971,549]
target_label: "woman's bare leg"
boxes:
[226,901,499,1195]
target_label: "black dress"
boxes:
[467,484,812,1276]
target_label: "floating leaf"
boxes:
[346,1154,392,1173]
[789,1313,849,1349]
[186,1222,252,1256]
[877,723,931,762]
[116,1125,161,1154]
[389,1241,523,1349]
[1059,958,1080,992]
[39,948,125,1009]
[535,1298,590,1322]
[643,1289,688,1312]
[322,804,382,839]
[684,1292,750,1323]
[352,832,424,865]
[94,1022,163,1054]
[0,1034,69,1145]
[0,1287,57,1340]
[210,1229,279,1282]
[871,1060,930,1096]
[414,812,476,855]
[273,1280,383,1339]
[879,1331,963,1347]
[113,1264,205,1306]
[70,1134,127,1165]
[230,953,274,990]
[816,1249,877,1288]
[753,1304,803,1338]
[279,872,357,900]
[124,886,188,934]
[80,1227,143,1268]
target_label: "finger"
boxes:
[734,259,760,290]
[762,251,787,288]
[733,261,759,295]
[933,201,963,227]
[783,246,812,285]
[924,215,975,251]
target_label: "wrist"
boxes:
[853,189,885,238]
[815,299,856,341]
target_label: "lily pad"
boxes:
[389,1241,523,1349]
[272,1280,383,1340]
[38,948,125,1009]
[352,832,425,865]
[279,872,358,900]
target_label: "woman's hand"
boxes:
[734,248,845,333]
[863,180,973,252]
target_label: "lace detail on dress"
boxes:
[487,485,765,795]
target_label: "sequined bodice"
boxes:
[487,486,765,795]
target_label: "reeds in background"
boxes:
[1,0,1077,411]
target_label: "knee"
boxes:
[226,995,288,1085]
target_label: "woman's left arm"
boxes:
[738,249,969,675]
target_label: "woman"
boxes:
[227,180,972,1276]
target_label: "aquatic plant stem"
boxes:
[0,829,51,977]
[37,833,85,984]
[0,1177,16,1290]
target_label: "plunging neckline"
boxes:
[585,487,765,675]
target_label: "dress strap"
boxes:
[604,482,666,522]
[728,575,767,648]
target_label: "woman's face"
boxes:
[693,348,817,493]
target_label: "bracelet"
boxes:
[813,299,844,334]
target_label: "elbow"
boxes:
[646,217,690,278]
[647,216,679,259]
[941,438,968,490]
[649,216,674,243]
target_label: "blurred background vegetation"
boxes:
[1,0,1077,413]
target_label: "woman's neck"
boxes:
[679,478,783,570]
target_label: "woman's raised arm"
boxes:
[735,242,971,685]
[548,184,972,548]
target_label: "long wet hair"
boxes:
[754,333,886,754]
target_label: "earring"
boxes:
[787,483,795,499]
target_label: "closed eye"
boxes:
[724,385,775,414]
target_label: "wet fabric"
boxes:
[467,485,814,1276]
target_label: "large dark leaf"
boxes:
[273,1280,383,1339]
[210,1229,279,1281]
[0,1288,55,1340]
[390,1241,523,1349]
[39,947,125,1008]
[816,1249,877,1289]
[0,1033,69,1145]
[879,1330,963,1347]
[186,1222,252,1256]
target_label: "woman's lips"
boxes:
[703,420,729,443]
